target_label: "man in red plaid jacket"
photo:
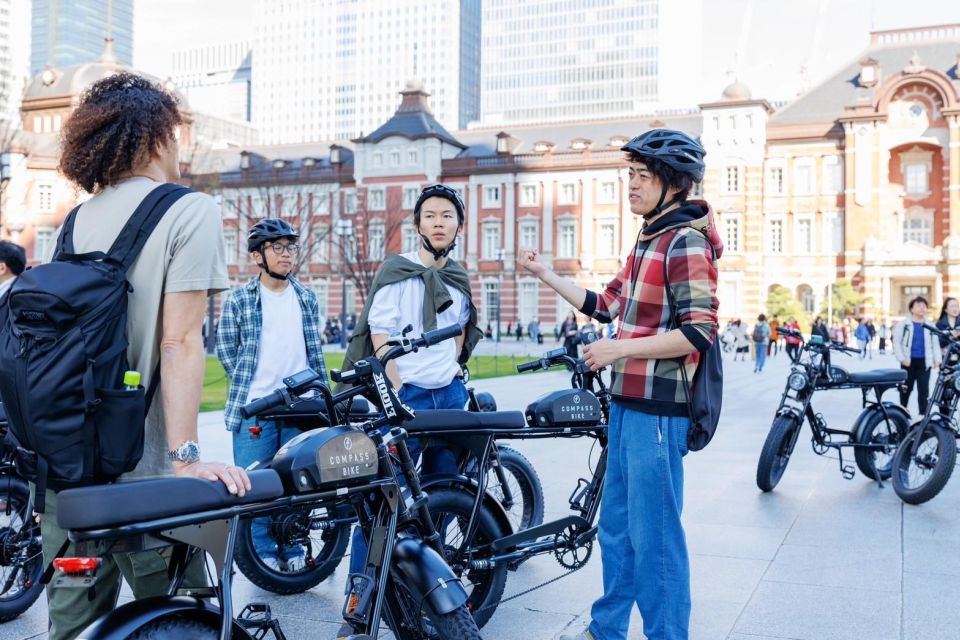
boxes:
[522,129,721,640]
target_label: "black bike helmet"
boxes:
[247,219,299,280]
[621,129,706,182]
[247,218,299,252]
[413,184,465,261]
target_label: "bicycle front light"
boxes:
[787,371,808,391]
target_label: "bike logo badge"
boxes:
[343,436,353,450]
[573,394,580,404]
[373,371,397,419]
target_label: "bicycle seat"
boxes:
[846,369,907,385]
[56,469,284,531]
[403,410,526,433]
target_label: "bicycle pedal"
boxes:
[237,602,274,627]
[841,465,855,480]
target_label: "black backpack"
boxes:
[664,228,723,452]
[0,183,191,510]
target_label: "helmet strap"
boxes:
[419,234,455,261]
[642,183,683,220]
[258,248,290,281]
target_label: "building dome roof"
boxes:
[22,39,189,109]
[721,80,752,101]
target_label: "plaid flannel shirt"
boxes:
[581,204,720,417]
[216,276,328,432]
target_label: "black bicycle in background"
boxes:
[891,323,960,505]
[54,326,483,640]
[756,328,911,492]
[0,402,44,622]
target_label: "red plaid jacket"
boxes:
[581,202,721,416]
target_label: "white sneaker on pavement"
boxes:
[558,627,596,640]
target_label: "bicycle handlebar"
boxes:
[241,324,462,419]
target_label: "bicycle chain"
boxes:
[470,561,587,617]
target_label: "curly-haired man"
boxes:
[41,72,250,640]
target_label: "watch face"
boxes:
[183,442,200,460]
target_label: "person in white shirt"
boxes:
[338,184,482,639]
[0,241,25,301]
[216,218,328,572]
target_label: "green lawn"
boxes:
[201,352,544,412]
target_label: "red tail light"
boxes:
[53,558,101,574]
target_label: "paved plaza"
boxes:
[3,344,959,639]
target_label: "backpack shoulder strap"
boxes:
[107,183,193,270]
[52,203,85,259]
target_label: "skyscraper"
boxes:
[480,0,702,125]
[31,0,134,75]
[252,0,481,143]
[0,0,31,124]
[172,41,253,123]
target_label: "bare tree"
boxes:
[334,186,408,302]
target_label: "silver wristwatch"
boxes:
[167,440,201,464]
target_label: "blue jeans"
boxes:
[348,379,468,575]
[233,416,304,561]
[589,403,691,640]
[755,343,767,371]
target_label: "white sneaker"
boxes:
[559,627,595,640]
[285,556,306,572]
[263,557,282,572]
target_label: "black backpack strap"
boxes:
[107,183,193,270]
[663,228,717,415]
[145,362,162,414]
[52,203,85,258]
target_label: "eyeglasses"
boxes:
[267,242,300,256]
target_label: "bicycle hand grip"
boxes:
[423,324,462,346]
[240,390,284,420]
[516,360,543,373]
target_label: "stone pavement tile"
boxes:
[782,503,900,551]
[762,543,900,592]
[481,604,579,639]
[683,493,805,530]
[902,534,960,578]
[690,598,744,640]
[732,580,899,640]
[686,522,788,561]
[690,555,769,605]
[0,605,46,640]
[727,634,803,640]
[902,569,960,640]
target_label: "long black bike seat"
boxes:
[403,410,527,433]
[846,369,907,385]
[57,469,283,531]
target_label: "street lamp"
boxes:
[495,247,505,342]
[335,218,353,349]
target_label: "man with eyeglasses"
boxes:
[216,218,327,572]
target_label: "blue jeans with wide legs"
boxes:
[347,379,468,575]
[233,416,304,561]
[588,403,691,640]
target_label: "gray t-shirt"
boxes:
[51,177,229,478]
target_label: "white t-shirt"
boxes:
[246,281,309,403]
[367,252,470,389]
[0,277,12,299]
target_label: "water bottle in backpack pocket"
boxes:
[0,184,189,510]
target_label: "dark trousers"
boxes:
[900,357,931,415]
[785,343,800,362]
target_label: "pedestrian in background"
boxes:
[752,314,771,373]
[892,296,941,415]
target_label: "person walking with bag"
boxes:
[892,296,941,415]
